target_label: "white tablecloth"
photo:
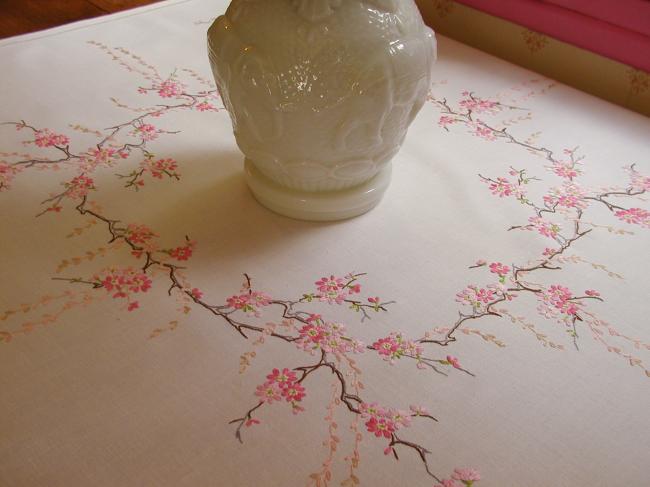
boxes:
[1,1,649,486]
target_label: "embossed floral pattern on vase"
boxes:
[208,0,436,191]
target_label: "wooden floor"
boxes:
[0,0,161,38]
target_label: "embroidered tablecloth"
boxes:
[1,1,649,486]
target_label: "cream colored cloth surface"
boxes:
[1,1,649,486]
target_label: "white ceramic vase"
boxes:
[208,0,436,221]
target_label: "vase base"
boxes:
[244,159,392,221]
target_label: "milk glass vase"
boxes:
[208,0,436,221]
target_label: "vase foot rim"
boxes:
[244,159,392,222]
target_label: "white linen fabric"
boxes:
[0,1,648,486]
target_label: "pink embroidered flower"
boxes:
[537,284,582,322]
[65,175,95,199]
[266,368,297,387]
[125,223,157,249]
[34,129,70,148]
[250,291,272,307]
[488,262,510,278]
[81,147,128,171]
[195,101,217,112]
[551,162,579,180]
[547,285,573,309]
[190,288,203,299]
[227,294,249,309]
[373,336,399,356]
[542,247,557,257]
[306,313,321,323]
[245,418,260,427]
[459,96,498,114]
[615,208,650,227]
[255,381,282,404]
[168,240,196,261]
[157,79,183,98]
[282,382,306,402]
[585,289,600,297]
[527,216,561,239]
[141,157,179,180]
[471,122,496,141]
[456,284,504,311]
[256,369,307,409]
[0,162,21,190]
[409,404,428,416]
[544,182,587,209]
[372,332,424,365]
[365,416,395,439]
[226,291,271,316]
[368,296,380,304]
[359,402,386,419]
[438,115,456,128]
[488,177,514,197]
[315,275,345,304]
[94,267,152,311]
[452,467,481,483]
[626,165,650,192]
[295,320,364,355]
[446,355,462,369]
[389,409,412,428]
[312,274,362,304]
[475,259,487,266]
[360,401,416,446]
[132,123,159,141]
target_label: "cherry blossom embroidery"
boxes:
[526,216,561,239]
[488,177,514,197]
[295,317,365,355]
[3,45,649,487]
[93,267,152,311]
[195,101,218,112]
[372,332,424,365]
[488,262,510,282]
[0,162,22,190]
[155,79,184,98]
[190,288,204,299]
[144,157,179,179]
[32,129,70,148]
[226,291,272,317]
[165,239,196,261]
[131,123,159,141]
[544,182,588,209]
[312,274,360,304]
[358,401,435,457]
[65,175,95,200]
[537,285,583,328]
[615,208,650,227]
[438,115,457,129]
[470,121,497,141]
[626,164,650,192]
[456,284,507,312]
[458,92,499,114]
[435,467,482,487]
[81,147,129,172]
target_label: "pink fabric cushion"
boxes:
[543,0,650,37]
[455,0,650,72]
